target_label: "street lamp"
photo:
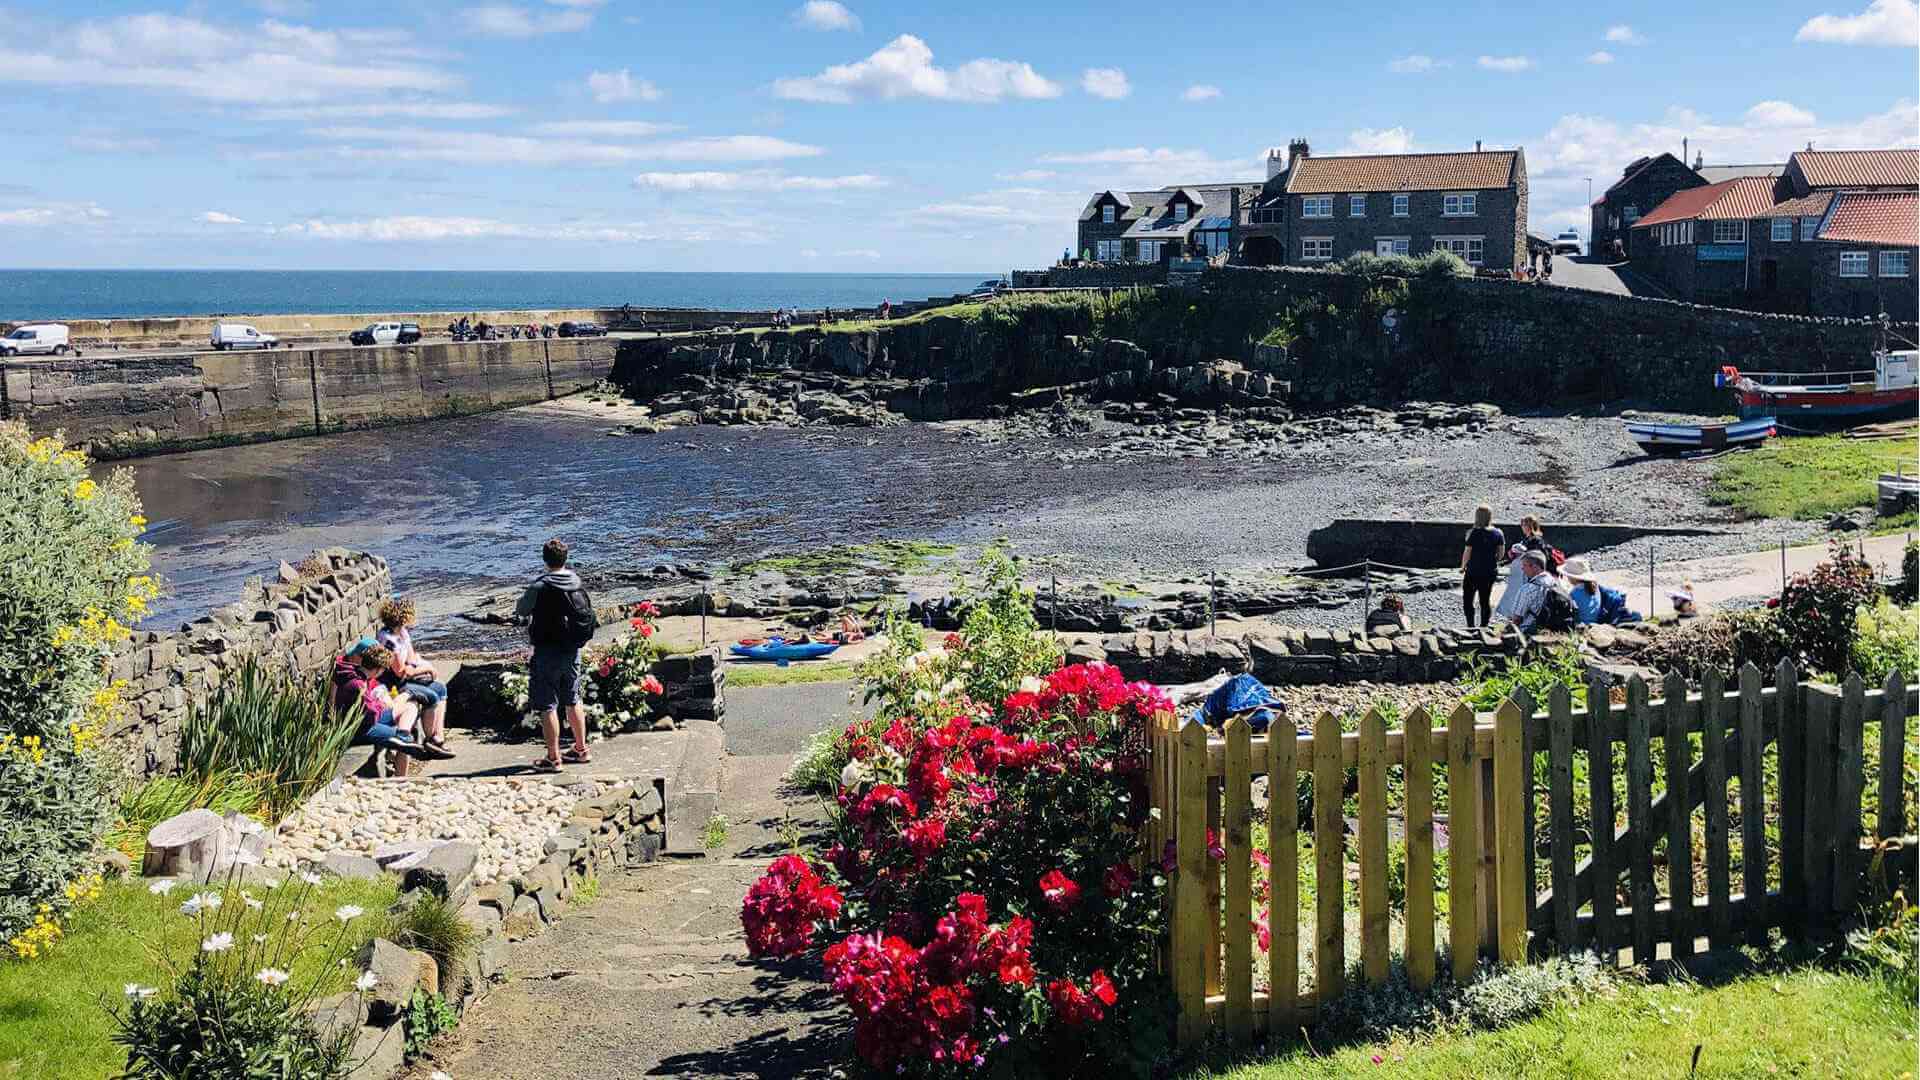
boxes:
[1584,177,1592,206]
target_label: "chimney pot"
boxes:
[1475,140,1482,152]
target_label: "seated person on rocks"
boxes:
[1670,582,1701,620]
[1560,559,1642,626]
[1365,594,1413,634]
[331,640,449,776]
[1504,549,1577,636]
[375,598,454,757]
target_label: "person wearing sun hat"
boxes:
[1561,558,1642,626]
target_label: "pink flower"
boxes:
[1102,863,1136,898]
[1038,869,1082,913]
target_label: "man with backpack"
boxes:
[1505,549,1576,636]
[514,538,597,771]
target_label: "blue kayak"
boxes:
[729,640,842,662]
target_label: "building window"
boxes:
[1196,230,1230,257]
[1173,203,1188,223]
[1302,196,1333,218]
[1443,192,1478,216]
[1102,204,1115,225]
[1684,221,1693,244]
[1801,216,1822,240]
[1350,194,1366,217]
[1138,240,1163,263]
[1301,237,1334,261]
[1771,218,1793,242]
[1392,193,1409,216]
[1622,205,1640,225]
[1376,237,1410,256]
[1881,251,1911,277]
[1840,251,1870,278]
[1094,239,1120,261]
[1435,236,1484,265]
[1713,220,1746,244]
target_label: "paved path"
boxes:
[1546,254,1673,299]
[1590,529,1912,617]
[407,681,872,1079]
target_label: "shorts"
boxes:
[528,645,581,712]
[402,679,447,707]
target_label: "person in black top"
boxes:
[1460,504,1505,627]
[513,538,597,771]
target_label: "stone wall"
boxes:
[1011,266,1167,289]
[106,548,392,780]
[1304,518,1720,569]
[2,337,616,457]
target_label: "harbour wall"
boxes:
[2,336,616,457]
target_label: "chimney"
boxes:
[1693,150,1704,171]
[1475,140,1482,152]
[1287,138,1310,172]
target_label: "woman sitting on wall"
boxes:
[331,640,448,777]
[375,598,454,757]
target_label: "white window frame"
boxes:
[1771,218,1793,242]
[1443,192,1478,217]
[1349,194,1367,217]
[1094,239,1120,261]
[1880,251,1911,278]
[1713,220,1746,244]
[1173,203,1188,223]
[1840,251,1870,278]
[1622,204,1641,225]
[1434,235,1485,266]
[1376,236,1410,256]
[1684,221,1693,244]
[1801,216,1821,240]
[1102,204,1115,225]
[1392,193,1409,217]
[1300,236,1334,261]
[1138,239,1163,263]
[1301,195,1334,218]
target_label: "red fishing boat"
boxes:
[1717,347,1918,426]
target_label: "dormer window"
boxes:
[1102,204,1116,224]
[1173,203,1188,223]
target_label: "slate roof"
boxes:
[1792,149,1920,190]
[1284,150,1518,194]
[1758,191,1834,219]
[1117,184,1258,239]
[1079,189,1141,221]
[1817,191,1919,246]
[1695,163,1783,183]
[1633,176,1778,227]
[1603,152,1684,195]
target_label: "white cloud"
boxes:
[1081,67,1131,100]
[256,102,515,121]
[1585,50,1615,64]
[0,13,458,105]
[1746,100,1818,127]
[772,34,1061,104]
[1477,55,1535,72]
[290,215,653,243]
[1388,54,1441,73]
[632,170,886,192]
[1796,0,1919,45]
[997,168,1057,181]
[1181,84,1221,102]
[1336,127,1417,155]
[530,120,681,137]
[253,0,313,14]
[461,4,592,37]
[793,1,860,31]
[303,125,821,165]
[1603,24,1645,44]
[0,202,112,227]
[199,210,246,224]
[586,68,662,103]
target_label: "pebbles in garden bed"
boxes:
[264,778,604,886]
[1270,682,1465,726]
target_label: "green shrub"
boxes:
[781,727,847,796]
[1898,541,1917,604]
[105,770,272,862]
[1851,599,1920,684]
[179,657,359,821]
[1414,249,1473,281]
[1310,954,1615,1045]
[403,989,459,1058]
[1635,608,1789,681]
[391,894,477,997]
[1456,642,1588,712]
[0,423,153,949]
[1778,542,1880,676]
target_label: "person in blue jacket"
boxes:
[1561,558,1642,625]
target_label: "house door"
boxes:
[1376,240,1397,256]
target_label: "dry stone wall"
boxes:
[106,548,391,780]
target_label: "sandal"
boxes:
[562,746,592,764]
[529,756,562,773]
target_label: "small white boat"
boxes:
[1625,416,1777,456]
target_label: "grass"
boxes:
[702,813,729,850]
[104,771,273,862]
[0,875,398,1080]
[1187,965,1914,1079]
[735,540,957,579]
[1710,432,1920,520]
[726,660,859,688]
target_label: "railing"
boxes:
[1147,662,1917,1049]
[1246,208,1287,226]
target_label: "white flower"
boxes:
[431,1072,452,1080]
[252,934,269,944]
[912,688,934,706]
[179,896,203,917]
[938,678,962,697]
[1018,676,1045,694]
[288,911,300,922]
[202,932,235,953]
[354,971,379,992]
[231,849,262,867]
[147,879,177,897]
[334,905,364,923]
[184,892,223,914]
[123,982,150,998]
[241,891,263,910]
[255,968,290,987]
[300,872,322,886]
[839,761,868,789]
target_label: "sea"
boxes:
[0,269,998,321]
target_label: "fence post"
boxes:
[1172,722,1209,1048]
[1404,707,1436,991]
[1663,670,1695,964]
[1050,575,1058,637]
[1445,703,1482,983]
[1357,709,1390,986]
[700,589,708,645]
[1209,571,1217,638]
[1880,672,1910,843]
[1363,558,1373,623]
[1493,699,1528,966]
[1648,548,1656,620]
[1313,711,1346,1001]
[1222,718,1254,1045]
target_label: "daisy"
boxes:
[241,892,264,910]
[147,879,177,897]
[179,896,203,917]
[354,971,379,992]
[334,905,364,923]
[254,968,290,987]
[252,934,269,944]
[300,872,322,886]
[202,932,235,953]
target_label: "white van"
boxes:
[210,323,279,351]
[0,323,71,357]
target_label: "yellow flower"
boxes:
[73,479,97,502]
[129,514,148,530]
[50,626,77,649]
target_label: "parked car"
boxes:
[0,322,71,356]
[557,321,606,338]
[349,321,423,346]
[1552,230,1582,255]
[210,323,279,350]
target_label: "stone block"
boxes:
[346,1021,405,1080]
[354,938,419,1020]
[402,841,478,903]
[320,852,385,880]
[502,895,543,940]
[408,948,439,998]
[478,930,512,976]
[306,991,367,1045]
[625,830,661,865]
[459,896,502,937]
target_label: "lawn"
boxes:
[1710,432,1919,521]
[734,540,957,579]
[0,874,398,1080]
[726,659,859,688]
[1188,965,1914,1079]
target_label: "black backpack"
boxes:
[1535,587,1578,633]
[530,582,596,647]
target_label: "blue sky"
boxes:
[1,0,1914,272]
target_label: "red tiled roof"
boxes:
[1285,151,1517,194]
[1792,149,1919,189]
[1760,191,1834,218]
[1817,191,1919,246]
[1633,176,1777,227]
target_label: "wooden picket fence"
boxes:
[1146,661,1918,1049]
